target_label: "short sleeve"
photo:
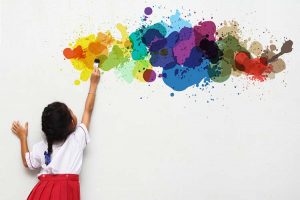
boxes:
[25,141,44,170]
[73,123,91,149]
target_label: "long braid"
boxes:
[44,138,53,165]
[47,140,53,155]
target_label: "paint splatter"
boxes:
[63,7,293,91]
[144,7,153,15]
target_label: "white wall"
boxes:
[1,0,300,199]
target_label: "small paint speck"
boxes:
[74,80,80,85]
[170,92,174,97]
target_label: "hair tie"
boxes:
[44,151,51,165]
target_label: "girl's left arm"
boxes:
[11,121,29,168]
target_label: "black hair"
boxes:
[41,102,73,164]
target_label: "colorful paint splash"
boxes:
[63,8,293,91]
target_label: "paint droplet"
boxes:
[144,7,153,15]
[143,69,156,82]
[170,92,174,97]
[74,80,80,85]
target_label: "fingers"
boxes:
[12,121,19,129]
[11,121,26,132]
[11,122,18,134]
[90,67,100,85]
[93,67,100,77]
[12,124,18,130]
[11,126,17,133]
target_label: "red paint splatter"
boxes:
[63,46,85,59]
[235,52,272,81]
[143,69,156,82]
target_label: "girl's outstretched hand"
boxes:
[11,121,28,140]
[90,68,100,87]
[81,67,101,130]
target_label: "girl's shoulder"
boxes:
[68,123,90,149]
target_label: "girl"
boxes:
[11,68,100,200]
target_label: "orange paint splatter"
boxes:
[63,46,85,59]
[88,42,106,55]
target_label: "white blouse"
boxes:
[25,123,90,176]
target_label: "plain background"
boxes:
[1,0,300,199]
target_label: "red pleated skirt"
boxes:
[27,174,80,200]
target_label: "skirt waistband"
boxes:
[38,174,79,181]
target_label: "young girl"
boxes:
[11,68,100,200]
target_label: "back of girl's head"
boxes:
[42,102,73,155]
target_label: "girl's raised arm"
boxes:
[81,68,100,130]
